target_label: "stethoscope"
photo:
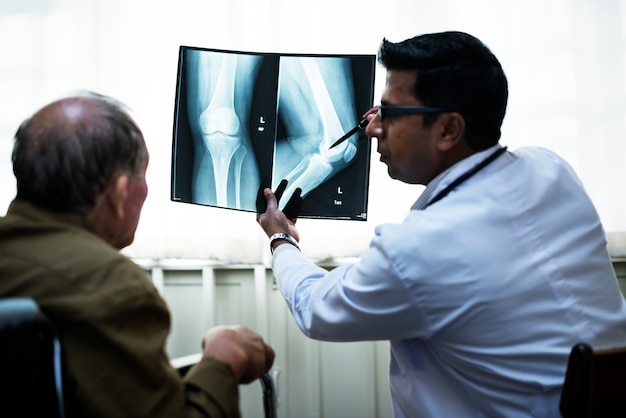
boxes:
[424,146,508,208]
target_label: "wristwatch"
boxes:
[269,232,300,255]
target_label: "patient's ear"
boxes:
[108,174,129,218]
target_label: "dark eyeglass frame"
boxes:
[377,105,447,121]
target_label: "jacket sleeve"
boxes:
[184,358,240,418]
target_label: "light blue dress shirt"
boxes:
[271,146,626,417]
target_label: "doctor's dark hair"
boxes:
[378,31,508,150]
[11,91,146,214]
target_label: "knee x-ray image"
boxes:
[171,46,376,220]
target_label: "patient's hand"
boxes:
[201,325,275,384]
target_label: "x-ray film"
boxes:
[172,46,376,220]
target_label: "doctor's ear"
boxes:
[437,112,466,151]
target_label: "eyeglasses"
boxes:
[377,105,446,121]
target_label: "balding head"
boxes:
[12,92,147,214]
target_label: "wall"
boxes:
[1,0,625,264]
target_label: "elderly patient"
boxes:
[0,92,274,418]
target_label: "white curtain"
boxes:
[1,0,624,262]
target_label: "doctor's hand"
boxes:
[256,179,301,242]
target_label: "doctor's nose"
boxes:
[364,106,382,139]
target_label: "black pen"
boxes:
[328,118,369,149]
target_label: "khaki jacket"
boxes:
[0,200,239,417]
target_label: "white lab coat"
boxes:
[271,146,626,417]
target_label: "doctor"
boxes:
[256,31,626,417]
